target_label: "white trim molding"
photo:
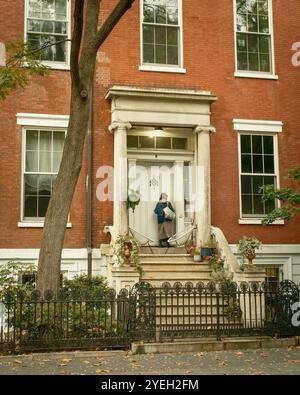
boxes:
[233,0,277,79]
[106,85,217,127]
[16,113,69,128]
[0,42,5,66]
[235,119,282,222]
[0,249,106,280]
[18,115,68,223]
[238,219,284,225]
[139,0,184,72]
[139,65,186,73]
[234,71,278,80]
[233,119,283,133]
[24,0,71,70]
[230,244,300,281]
[18,222,72,228]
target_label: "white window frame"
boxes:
[24,0,71,70]
[233,119,283,225]
[16,113,72,228]
[139,0,186,73]
[233,0,278,80]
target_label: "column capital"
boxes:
[194,125,216,134]
[109,121,132,134]
[173,159,185,165]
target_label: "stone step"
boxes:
[142,270,211,278]
[140,247,187,254]
[140,254,193,261]
[140,259,209,268]
[142,264,211,274]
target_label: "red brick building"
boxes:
[0,0,299,285]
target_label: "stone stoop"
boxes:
[139,253,212,287]
[138,252,241,333]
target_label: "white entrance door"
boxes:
[128,161,176,245]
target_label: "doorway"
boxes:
[128,161,176,245]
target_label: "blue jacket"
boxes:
[154,201,175,224]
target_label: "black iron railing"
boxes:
[155,280,300,340]
[0,280,299,353]
[0,288,133,353]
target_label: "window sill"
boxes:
[234,71,279,80]
[139,65,186,74]
[42,61,70,71]
[18,222,72,228]
[239,218,284,225]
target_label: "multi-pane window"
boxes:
[235,0,273,73]
[23,129,65,220]
[127,135,188,150]
[26,0,69,63]
[240,134,277,217]
[142,0,181,66]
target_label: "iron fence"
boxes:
[0,288,135,353]
[0,280,299,353]
[154,280,300,340]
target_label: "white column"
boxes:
[109,122,132,237]
[194,125,216,246]
[173,160,185,234]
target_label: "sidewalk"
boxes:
[0,346,300,375]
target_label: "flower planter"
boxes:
[201,247,214,261]
[193,254,201,262]
[246,250,256,269]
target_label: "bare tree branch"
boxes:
[5,39,71,68]
[70,0,85,88]
[95,0,135,50]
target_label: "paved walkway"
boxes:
[0,347,300,375]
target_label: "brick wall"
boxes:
[0,0,299,249]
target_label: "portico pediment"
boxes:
[105,85,217,128]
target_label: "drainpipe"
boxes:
[87,86,93,277]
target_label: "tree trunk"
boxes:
[36,94,91,296]
[36,0,135,297]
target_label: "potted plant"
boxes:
[201,241,216,261]
[237,236,262,268]
[205,255,225,272]
[112,234,143,276]
[127,190,141,212]
[185,240,195,255]
[193,247,202,262]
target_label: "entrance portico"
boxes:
[105,86,217,246]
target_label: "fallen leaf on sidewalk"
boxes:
[84,360,91,364]
[13,359,22,364]
[95,369,111,374]
[235,352,243,356]
[287,360,300,364]
[61,359,72,363]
